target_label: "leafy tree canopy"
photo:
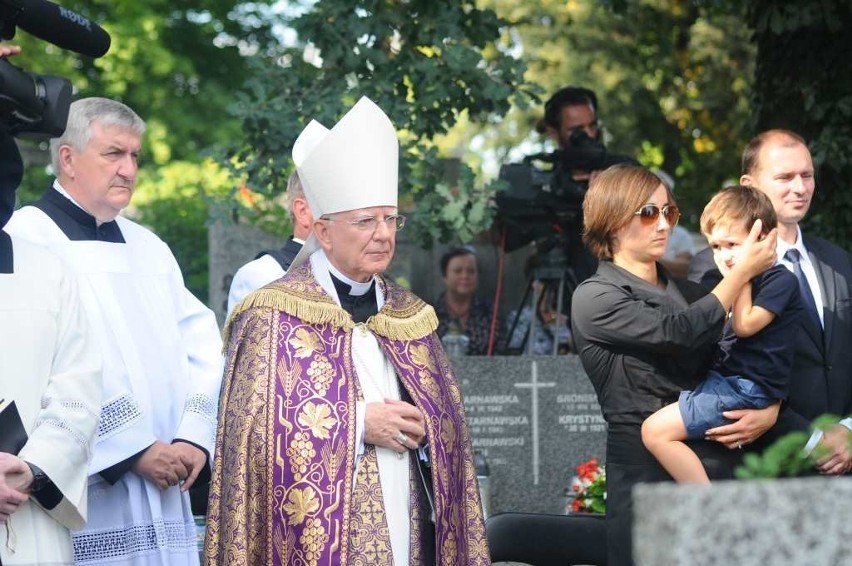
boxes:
[222,0,533,247]
[745,0,852,249]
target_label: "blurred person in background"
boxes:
[434,245,500,355]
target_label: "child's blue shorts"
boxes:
[678,370,774,439]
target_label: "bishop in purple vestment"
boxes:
[205,97,488,565]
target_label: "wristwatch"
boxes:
[26,463,50,493]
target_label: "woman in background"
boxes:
[434,246,498,355]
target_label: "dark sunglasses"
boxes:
[634,204,680,226]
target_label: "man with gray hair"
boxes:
[226,171,313,316]
[206,97,488,565]
[6,97,224,565]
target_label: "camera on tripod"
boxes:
[496,130,634,354]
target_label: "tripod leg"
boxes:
[553,277,566,356]
[501,276,535,354]
[527,282,544,356]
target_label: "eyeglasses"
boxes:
[634,204,680,226]
[320,213,407,232]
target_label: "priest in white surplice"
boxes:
[0,113,102,564]
[6,98,224,565]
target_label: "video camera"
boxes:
[0,0,110,137]
[496,130,635,260]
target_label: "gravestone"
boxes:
[208,215,286,325]
[454,355,606,515]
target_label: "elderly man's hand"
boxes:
[365,399,426,454]
[170,441,207,492]
[0,453,30,523]
[815,424,852,475]
[132,441,189,491]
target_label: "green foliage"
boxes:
[746,0,852,250]
[221,0,532,246]
[10,0,849,295]
[474,0,755,228]
[735,415,844,479]
[734,431,812,480]
[403,152,502,248]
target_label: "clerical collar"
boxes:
[332,272,373,296]
[34,184,125,243]
[323,257,375,296]
[310,250,381,323]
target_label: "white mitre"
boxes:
[289,96,399,270]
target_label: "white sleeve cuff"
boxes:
[839,417,852,433]
[355,401,366,457]
[803,429,824,456]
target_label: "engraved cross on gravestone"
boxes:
[456,355,606,515]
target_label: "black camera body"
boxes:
[1,0,112,138]
[496,131,635,280]
[0,57,70,137]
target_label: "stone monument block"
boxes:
[208,216,284,324]
[454,355,606,515]
[633,477,852,565]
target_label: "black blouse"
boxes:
[570,261,726,426]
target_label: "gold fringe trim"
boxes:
[367,304,438,341]
[222,278,440,347]
[223,286,351,347]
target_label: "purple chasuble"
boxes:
[205,262,489,566]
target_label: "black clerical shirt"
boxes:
[34,187,125,242]
[331,275,378,323]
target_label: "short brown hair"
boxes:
[741,129,807,175]
[582,164,672,260]
[700,185,777,237]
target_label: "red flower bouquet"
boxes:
[567,458,606,514]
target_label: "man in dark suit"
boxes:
[689,129,852,475]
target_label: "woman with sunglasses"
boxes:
[570,165,779,566]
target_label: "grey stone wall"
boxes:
[633,477,852,565]
[208,215,283,325]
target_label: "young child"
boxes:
[641,185,803,484]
